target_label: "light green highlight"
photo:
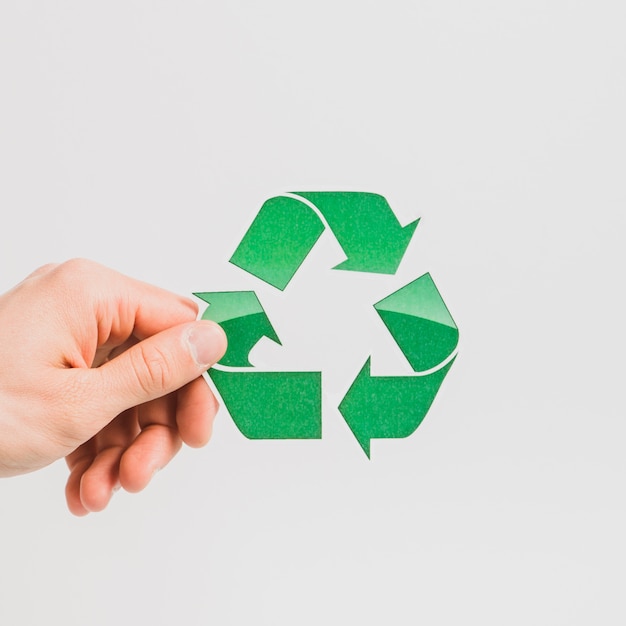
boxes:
[195,291,280,368]
[374,273,459,372]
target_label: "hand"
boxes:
[0,259,226,515]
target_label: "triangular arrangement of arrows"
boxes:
[196,192,458,457]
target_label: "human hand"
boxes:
[0,259,226,515]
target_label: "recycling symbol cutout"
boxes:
[195,192,458,457]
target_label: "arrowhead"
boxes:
[338,358,375,458]
[193,291,281,367]
[293,192,419,275]
[339,356,456,458]
[332,218,419,274]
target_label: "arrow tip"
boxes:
[192,291,211,303]
[265,322,282,347]
[404,217,420,237]
[331,217,420,275]
[360,439,371,459]
[339,357,374,459]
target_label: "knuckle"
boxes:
[130,342,173,397]
[56,258,100,284]
[27,262,60,279]
[44,258,100,298]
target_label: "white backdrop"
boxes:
[1,2,625,624]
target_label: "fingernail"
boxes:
[186,322,227,367]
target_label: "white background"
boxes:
[1,1,625,624]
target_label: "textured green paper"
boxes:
[374,273,458,373]
[196,290,322,440]
[209,369,322,439]
[229,196,325,290]
[197,192,458,457]
[295,192,419,274]
[193,291,281,368]
[229,192,419,290]
[339,358,455,458]
[339,273,459,457]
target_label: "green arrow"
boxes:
[374,273,459,372]
[229,195,325,291]
[339,358,455,458]
[195,290,322,440]
[193,291,281,367]
[230,192,418,289]
[339,273,458,457]
[209,369,322,439]
[294,192,419,274]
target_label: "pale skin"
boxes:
[0,259,227,516]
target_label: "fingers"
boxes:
[176,376,220,448]
[32,259,202,352]
[115,274,200,340]
[119,393,180,492]
[47,259,228,515]
[75,320,225,439]
[65,407,139,514]
[119,424,182,493]
[69,258,201,340]
[65,438,97,514]
[65,456,93,516]
[79,446,125,512]
[64,422,212,515]
[115,379,220,494]
[65,380,220,514]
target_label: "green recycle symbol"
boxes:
[195,192,458,457]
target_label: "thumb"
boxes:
[93,320,226,416]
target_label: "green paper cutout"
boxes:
[374,273,459,372]
[229,196,325,291]
[339,358,455,458]
[196,289,321,440]
[198,191,458,458]
[337,273,457,456]
[294,192,419,274]
[194,291,281,367]
[230,192,419,290]
[209,369,322,439]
